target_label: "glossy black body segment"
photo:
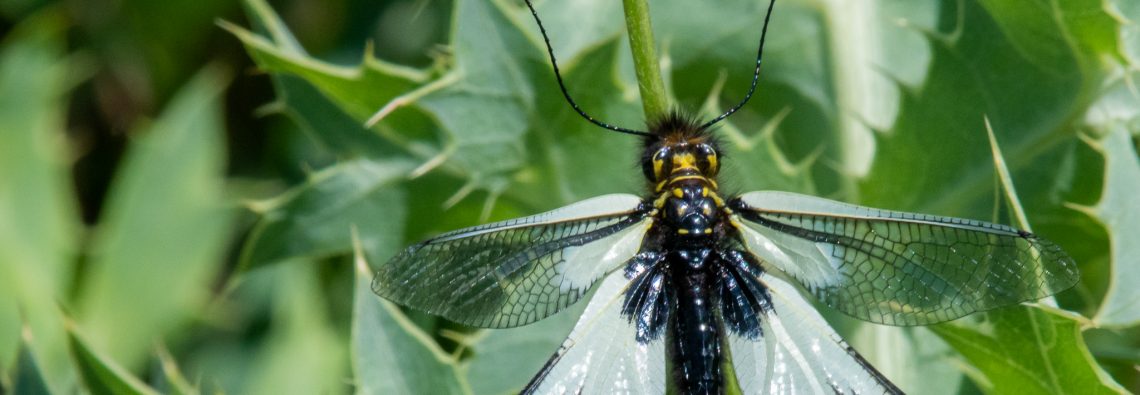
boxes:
[620,247,777,394]
[623,251,670,342]
[665,248,722,395]
[715,249,771,340]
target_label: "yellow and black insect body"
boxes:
[372,0,1080,393]
[635,114,737,393]
[643,114,724,237]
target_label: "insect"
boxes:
[372,0,1081,393]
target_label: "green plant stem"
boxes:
[621,0,668,120]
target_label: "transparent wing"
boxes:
[729,272,902,395]
[522,270,667,395]
[729,191,1080,326]
[372,194,653,328]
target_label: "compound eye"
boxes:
[695,143,719,176]
[650,147,673,181]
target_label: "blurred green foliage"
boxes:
[1,0,1138,394]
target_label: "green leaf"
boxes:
[238,261,346,395]
[352,245,466,395]
[154,345,198,395]
[67,322,159,395]
[462,302,584,395]
[1086,128,1140,327]
[12,328,53,395]
[524,0,623,62]
[849,2,1124,383]
[224,0,424,159]
[931,307,1127,394]
[266,74,407,159]
[711,97,817,195]
[920,113,1127,394]
[651,0,935,186]
[1119,0,1140,65]
[859,0,1119,215]
[226,0,428,122]
[0,11,81,389]
[1078,68,1140,328]
[411,0,545,180]
[230,0,554,184]
[104,0,233,101]
[975,0,1122,84]
[239,158,413,271]
[844,2,1132,389]
[76,67,234,368]
[848,326,963,395]
[515,37,643,205]
[984,118,1034,229]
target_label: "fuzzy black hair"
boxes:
[637,109,727,188]
[645,110,707,143]
[641,110,725,156]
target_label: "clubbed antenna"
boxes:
[700,0,777,130]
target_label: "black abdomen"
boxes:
[667,250,723,395]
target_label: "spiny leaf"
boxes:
[515,36,643,206]
[12,327,52,395]
[76,67,234,368]
[976,0,1122,85]
[229,0,550,184]
[1078,67,1140,328]
[859,0,1116,214]
[1087,128,1140,327]
[224,4,425,159]
[237,262,346,395]
[225,0,428,122]
[848,326,963,395]
[410,0,543,180]
[851,7,1122,375]
[925,118,1125,394]
[931,307,1127,394]
[239,158,413,271]
[67,322,159,395]
[0,11,81,388]
[154,345,198,395]
[352,239,466,395]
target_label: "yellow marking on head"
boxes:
[707,153,718,174]
[672,188,684,198]
[701,187,709,197]
[672,153,698,173]
[653,158,665,180]
[678,229,690,235]
[669,175,709,183]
